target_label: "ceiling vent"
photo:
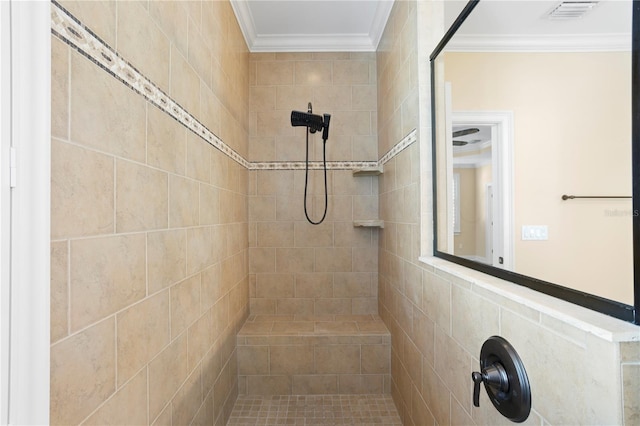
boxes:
[546,1,599,20]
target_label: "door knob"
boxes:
[471,336,531,423]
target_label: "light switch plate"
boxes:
[522,225,548,241]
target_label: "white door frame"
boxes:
[452,111,514,270]
[1,1,51,424]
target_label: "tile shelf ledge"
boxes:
[352,166,383,176]
[418,255,640,342]
[353,220,384,228]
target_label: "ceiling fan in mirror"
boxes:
[453,127,480,146]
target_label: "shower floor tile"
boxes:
[226,394,403,426]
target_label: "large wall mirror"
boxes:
[430,0,639,324]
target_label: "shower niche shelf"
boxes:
[352,166,383,176]
[352,166,383,228]
[353,220,384,228]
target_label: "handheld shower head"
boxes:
[291,110,325,133]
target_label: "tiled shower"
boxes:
[49,0,639,425]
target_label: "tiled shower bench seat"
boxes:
[237,315,391,395]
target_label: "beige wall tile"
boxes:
[315,345,360,374]
[187,227,214,275]
[257,222,294,247]
[200,184,220,225]
[171,365,203,426]
[149,333,189,421]
[237,346,269,375]
[256,274,294,298]
[70,51,146,162]
[276,298,314,315]
[295,273,333,298]
[292,375,338,394]
[148,229,187,294]
[338,374,384,394]
[59,1,117,46]
[116,159,169,233]
[70,234,146,331]
[51,140,114,239]
[171,275,201,338]
[623,363,640,425]
[51,37,69,139]
[51,241,69,343]
[256,61,293,86]
[270,345,314,375]
[245,375,291,395]
[295,61,333,86]
[147,104,186,175]
[333,61,370,85]
[117,1,170,92]
[170,45,200,116]
[333,273,372,298]
[170,175,200,228]
[187,133,212,183]
[276,248,315,273]
[117,291,170,386]
[294,222,333,247]
[314,299,351,315]
[315,248,352,272]
[83,368,148,426]
[50,318,116,425]
[149,0,188,58]
[187,23,212,88]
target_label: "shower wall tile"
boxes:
[70,234,146,332]
[147,104,187,176]
[50,318,116,425]
[116,291,171,386]
[51,37,68,139]
[117,1,171,93]
[51,0,249,423]
[70,52,146,163]
[115,159,169,233]
[50,241,69,343]
[51,139,114,239]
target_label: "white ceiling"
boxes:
[230,0,395,52]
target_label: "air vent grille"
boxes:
[546,1,599,20]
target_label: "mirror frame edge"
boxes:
[429,0,640,325]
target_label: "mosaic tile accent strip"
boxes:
[50,1,416,173]
[379,129,417,166]
[249,161,379,171]
[226,394,403,426]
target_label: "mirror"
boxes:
[430,0,639,324]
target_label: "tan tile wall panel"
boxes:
[50,1,249,424]
[249,166,379,316]
[376,3,639,426]
[249,53,378,314]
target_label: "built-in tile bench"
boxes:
[237,315,391,395]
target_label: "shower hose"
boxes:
[303,127,328,225]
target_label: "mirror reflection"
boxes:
[434,0,634,305]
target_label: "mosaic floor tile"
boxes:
[226,394,403,426]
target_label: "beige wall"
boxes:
[50,1,249,424]
[377,1,639,425]
[444,51,633,304]
[247,53,379,316]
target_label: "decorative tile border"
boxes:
[50,1,415,172]
[379,129,417,166]
[249,160,379,171]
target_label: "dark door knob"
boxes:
[471,336,531,423]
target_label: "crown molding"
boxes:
[230,0,393,52]
[447,33,631,52]
[249,34,376,52]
